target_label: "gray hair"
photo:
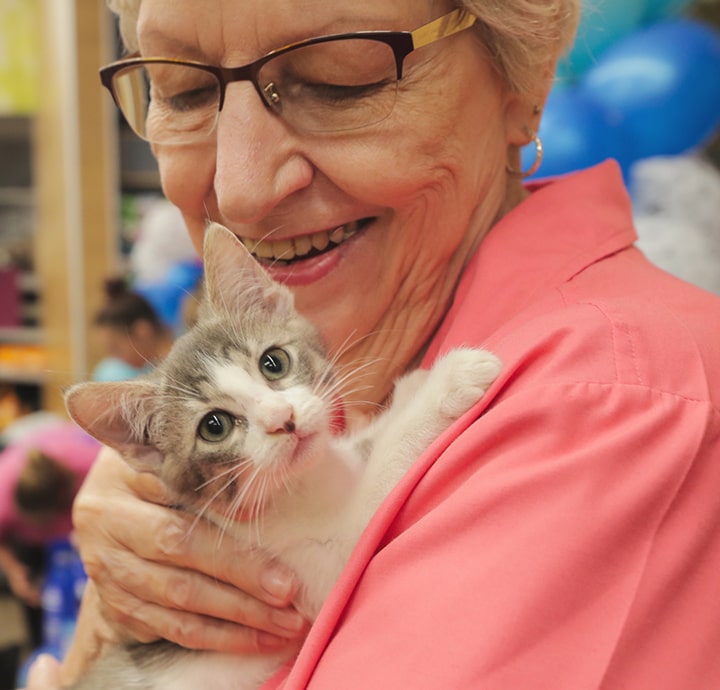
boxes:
[107,0,580,96]
[460,0,580,94]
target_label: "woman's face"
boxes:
[96,321,157,368]
[136,0,530,406]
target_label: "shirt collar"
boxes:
[426,161,637,359]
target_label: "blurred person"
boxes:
[91,277,173,382]
[0,424,100,685]
[0,385,64,452]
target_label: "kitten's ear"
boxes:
[202,222,295,321]
[64,381,163,472]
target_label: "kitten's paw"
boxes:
[430,348,502,419]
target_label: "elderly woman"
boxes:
[30,0,720,688]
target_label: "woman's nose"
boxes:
[213,82,314,223]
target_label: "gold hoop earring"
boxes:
[506,133,544,179]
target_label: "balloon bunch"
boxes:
[523,0,720,179]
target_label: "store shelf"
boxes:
[0,326,43,344]
[0,368,46,385]
[0,336,47,386]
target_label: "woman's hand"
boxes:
[66,446,308,677]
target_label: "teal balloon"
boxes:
[643,0,694,22]
[557,0,648,81]
[578,19,720,160]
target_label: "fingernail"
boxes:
[260,564,295,602]
[271,608,307,634]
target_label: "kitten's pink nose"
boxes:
[269,415,295,434]
[261,401,296,434]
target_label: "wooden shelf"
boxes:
[0,368,46,385]
[0,327,43,344]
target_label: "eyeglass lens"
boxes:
[111,38,401,143]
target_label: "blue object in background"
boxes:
[41,538,86,657]
[136,259,204,335]
[578,19,720,161]
[523,89,631,179]
[17,539,87,688]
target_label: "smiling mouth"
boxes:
[241,218,373,266]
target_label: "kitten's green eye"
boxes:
[260,347,291,381]
[198,410,235,442]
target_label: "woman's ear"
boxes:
[503,71,555,146]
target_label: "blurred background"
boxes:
[0,0,719,687]
[0,0,718,418]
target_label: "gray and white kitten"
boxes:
[64,223,501,690]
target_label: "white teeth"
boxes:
[253,240,275,259]
[311,231,330,252]
[293,235,313,256]
[329,226,345,244]
[271,239,294,260]
[242,221,363,263]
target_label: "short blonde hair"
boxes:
[107,0,580,96]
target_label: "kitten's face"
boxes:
[148,310,334,522]
[66,224,342,525]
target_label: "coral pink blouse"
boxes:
[266,161,720,689]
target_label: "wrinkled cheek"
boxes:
[154,144,216,247]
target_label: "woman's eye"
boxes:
[165,85,218,112]
[260,347,291,381]
[197,410,235,442]
[304,80,392,103]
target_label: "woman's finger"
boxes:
[75,450,300,607]
[101,593,302,654]
[24,654,61,690]
[72,447,307,651]
[93,549,308,644]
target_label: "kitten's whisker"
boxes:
[193,461,265,550]
[194,459,252,491]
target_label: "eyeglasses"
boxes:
[99,8,477,144]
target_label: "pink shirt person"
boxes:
[264,162,720,689]
[0,422,101,546]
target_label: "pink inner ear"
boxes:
[65,381,163,473]
[65,381,156,453]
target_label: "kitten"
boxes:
[64,223,501,690]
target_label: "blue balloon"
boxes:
[524,88,629,179]
[557,0,648,82]
[578,19,720,160]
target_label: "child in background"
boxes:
[0,423,100,685]
[92,277,173,382]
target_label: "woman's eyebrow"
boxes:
[136,29,209,59]
[137,13,409,60]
